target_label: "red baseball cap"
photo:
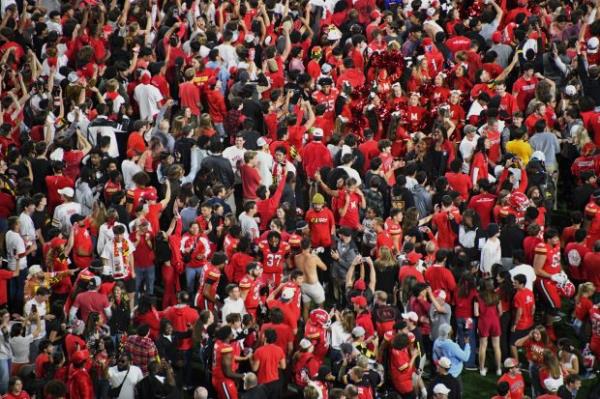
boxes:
[50,237,67,249]
[406,251,423,265]
[351,296,367,307]
[354,279,366,290]
[492,31,502,44]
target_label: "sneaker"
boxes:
[550,315,562,323]
[465,366,478,371]
[496,369,502,376]
[480,368,487,376]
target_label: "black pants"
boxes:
[500,311,512,360]
[263,379,283,399]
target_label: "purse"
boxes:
[108,367,130,398]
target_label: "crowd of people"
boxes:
[4,0,600,397]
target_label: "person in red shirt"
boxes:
[305,193,335,249]
[373,218,394,257]
[445,159,473,201]
[266,279,303,334]
[45,162,74,214]
[67,351,94,399]
[384,209,403,254]
[131,220,155,295]
[510,274,535,360]
[352,296,375,340]
[533,229,563,318]
[34,340,54,378]
[251,328,286,397]
[160,291,199,351]
[583,241,600,291]
[212,326,244,399]
[126,171,157,217]
[512,63,539,112]
[424,250,457,304]
[468,179,497,229]
[432,195,462,249]
[258,232,290,288]
[238,261,264,318]
[292,339,321,387]
[304,309,330,361]
[256,168,286,232]
[195,252,226,311]
[179,69,201,117]
[565,229,590,284]
[312,78,338,123]
[301,129,333,180]
[389,333,417,397]
[398,251,425,283]
[239,151,262,201]
[259,307,294,356]
[498,357,526,399]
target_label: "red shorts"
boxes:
[213,378,238,399]
[478,316,501,337]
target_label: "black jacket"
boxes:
[201,154,235,189]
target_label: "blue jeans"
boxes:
[456,317,477,368]
[9,269,27,313]
[185,267,203,294]
[214,123,226,140]
[135,266,155,295]
[0,358,10,394]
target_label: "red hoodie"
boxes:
[161,305,199,350]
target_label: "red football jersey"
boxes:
[212,340,233,381]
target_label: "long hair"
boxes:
[543,349,562,379]
[457,273,476,299]
[480,279,500,306]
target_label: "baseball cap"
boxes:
[406,251,422,265]
[437,357,452,369]
[354,279,366,290]
[503,357,518,368]
[57,187,74,198]
[312,128,324,138]
[351,295,367,307]
[351,326,366,337]
[565,85,577,96]
[433,289,447,300]
[50,237,67,249]
[589,37,599,54]
[492,31,502,44]
[338,226,353,237]
[71,350,89,364]
[299,338,313,349]
[401,311,418,322]
[256,137,271,147]
[281,287,295,300]
[433,384,451,395]
[27,265,42,277]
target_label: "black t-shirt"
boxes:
[375,266,399,297]
[32,209,50,239]
[31,158,51,194]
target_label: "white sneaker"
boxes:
[496,369,502,376]
[480,368,487,376]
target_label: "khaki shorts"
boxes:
[301,281,325,305]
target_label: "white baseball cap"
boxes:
[281,287,295,300]
[299,338,313,349]
[437,357,452,369]
[589,36,599,54]
[401,311,419,322]
[312,128,324,138]
[57,187,74,198]
[544,378,562,392]
[433,384,451,395]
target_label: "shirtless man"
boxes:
[294,238,328,320]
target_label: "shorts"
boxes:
[536,278,561,309]
[213,378,238,399]
[478,317,501,337]
[116,278,136,293]
[301,281,325,304]
[510,327,532,346]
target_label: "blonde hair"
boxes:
[576,282,596,301]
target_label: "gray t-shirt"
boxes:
[430,303,452,341]
[529,132,561,168]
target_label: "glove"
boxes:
[550,273,563,284]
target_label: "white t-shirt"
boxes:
[133,83,163,121]
[5,230,26,271]
[100,238,136,279]
[18,212,36,247]
[53,202,82,236]
[509,264,537,291]
[256,151,274,187]
[222,146,246,175]
[239,212,259,240]
[330,321,352,350]
[108,365,144,399]
[97,222,130,256]
[459,134,481,173]
[221,297,247,323]
[121,159,143,190]
[9,335,33,364]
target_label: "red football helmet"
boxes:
[309,309,330,327]
[509,192,530,213]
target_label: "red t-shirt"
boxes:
[424,265,457,303]
[513,288,535,330]
[253,343,285,384]
[72,224,93,269]
[513,76,539,112]
[260,322,293,354]
[0,269,14,305]
[455,289,477,318]
[63,150,85,181]
[72,291,109,322]
[305,207,335,247]
[240,164,262,200]
[575,296,593,321]
[35,352,51,378]
[445,172,472,201]
[498,372,525,399]
[45,174,74,211]
[133,230,155,267]
[227,252,255,283]
[467,193,497,229]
